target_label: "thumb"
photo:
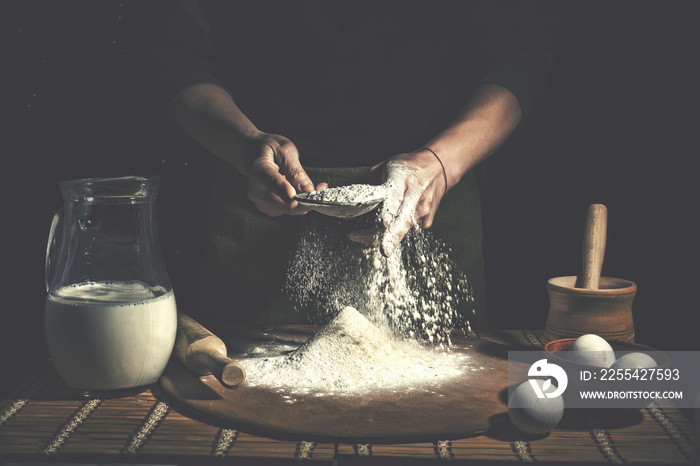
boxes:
[277,145,314,193]
[250,155,298,203]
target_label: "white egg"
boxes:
[610,352,657,369]
[570,334,616,367]
[508,379,564,435]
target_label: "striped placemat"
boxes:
[0,330,693,464]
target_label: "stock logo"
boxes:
[529,359,568,398]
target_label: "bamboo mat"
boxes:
[0,330,694,464]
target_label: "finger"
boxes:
[415,197,432,224]
[258,198,310,216]
[315,182,328,191]
[381,189,421,257]
[250,154,297,203]
[381,161,418,227]
[418,188,442,230]
[248,177,308,217]
[251,192,291,217]
[276,143,314,193]
[381,175,405,227]
[348,227,381,245]
[421,201,439,230]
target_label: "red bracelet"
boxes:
[421,147,448,196]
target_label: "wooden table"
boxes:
[0,330,694,464]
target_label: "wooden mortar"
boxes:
[544,204,637,343]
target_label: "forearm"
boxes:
[173,83,261,175]
[424,83,523,190]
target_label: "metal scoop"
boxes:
[294,184,386,219]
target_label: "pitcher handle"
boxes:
[45,207,64,293]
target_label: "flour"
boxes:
[361,231,472,345]
[285,219,474,346]
[303,184,386,204]
[243,307,469,396]
[255,203,476,396]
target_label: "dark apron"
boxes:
[195,159,487,329]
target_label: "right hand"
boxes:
[348,150,447,256]
[246,133,326,216]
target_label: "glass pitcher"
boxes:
[45,176,177,393]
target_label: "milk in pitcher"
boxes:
[45,280,177,391]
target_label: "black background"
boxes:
[2,1,698,392]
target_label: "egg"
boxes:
[610,352,657,369]
[570,334,616,367]
[508,379,564,435]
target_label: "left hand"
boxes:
[349,148,447,256]
[245,133,327,216]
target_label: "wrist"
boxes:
[421,135,480,191]
[418,147,448,196]
[236,131,265,177]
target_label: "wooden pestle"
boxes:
[174,312,246,388]
[580,204,608,289]
[545,203,636,343]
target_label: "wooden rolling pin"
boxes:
[174,312,246,388]
[580,203,608,289]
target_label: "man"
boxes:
[150,1,556,328]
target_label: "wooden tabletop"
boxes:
[0,329,694,465]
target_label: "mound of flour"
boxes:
[243,306,469,397]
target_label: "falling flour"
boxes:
[243,306,470,397]
[285,218,474,346]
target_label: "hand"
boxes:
[380,149,447,256]
[349,149,447,256]
[246,133,327,216]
